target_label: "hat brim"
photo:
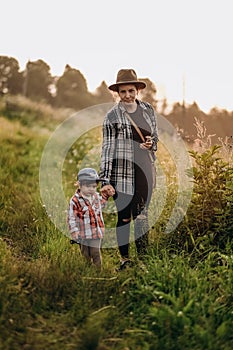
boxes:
[78,178,104,183]
[108,81,146,92]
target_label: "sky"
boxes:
[1,0,233,112]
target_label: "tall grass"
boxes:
[3,94,73,130]
[0,100,233,349]
[167,119,233,256]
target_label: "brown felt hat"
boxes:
[108,69,146,92]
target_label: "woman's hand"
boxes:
[140,136,153,150]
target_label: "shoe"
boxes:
[117,259,132,271]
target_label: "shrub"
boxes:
[172,145,233,253]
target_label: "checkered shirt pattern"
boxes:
[99,100,158,195]
[67,190,106,239]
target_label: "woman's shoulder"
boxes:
[138,100,153,110]
[138,100,159,122]
[106,103,118,115]
[105,103,122,123]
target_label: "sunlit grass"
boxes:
[0,102,232,349]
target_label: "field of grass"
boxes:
[0,96,233,349]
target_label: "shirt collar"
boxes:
[119,99,146,113]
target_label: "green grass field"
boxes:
[0,96,232,350]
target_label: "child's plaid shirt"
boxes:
[67,190,107,240]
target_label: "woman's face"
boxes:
[118,84,138,103]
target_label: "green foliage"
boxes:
[55,65,93,109]
[0,56,23,94]
[24,59,52,102]
[172,145,233,253]
[0,107,233,349]
[1,95,72,129]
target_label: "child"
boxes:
[67,167,114,268]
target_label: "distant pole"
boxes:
[23,60,30,97]
[182,74,186,107]
[182,74,186,117]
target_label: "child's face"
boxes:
[80,182,97,197]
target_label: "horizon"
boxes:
[4,54,232,114]
[2,0,233,113]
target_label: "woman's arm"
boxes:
[99,115,117,181]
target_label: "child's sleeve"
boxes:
[100,197,107,209]
[67,198,80,238]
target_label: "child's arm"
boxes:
[67,198,81,241]
[99,189,114,210]
[70,231,80,241]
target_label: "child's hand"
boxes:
[100,185,115,199]
[71,232,80,241]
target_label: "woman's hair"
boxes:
[116,83,139,93]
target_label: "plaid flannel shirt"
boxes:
[67,190,106,239]
[99,100,159,195]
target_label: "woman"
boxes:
[99,69,158,270]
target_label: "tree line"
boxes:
[0,55,232,144]
[0,56,116,108]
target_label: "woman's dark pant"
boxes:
[113,164,153,259]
